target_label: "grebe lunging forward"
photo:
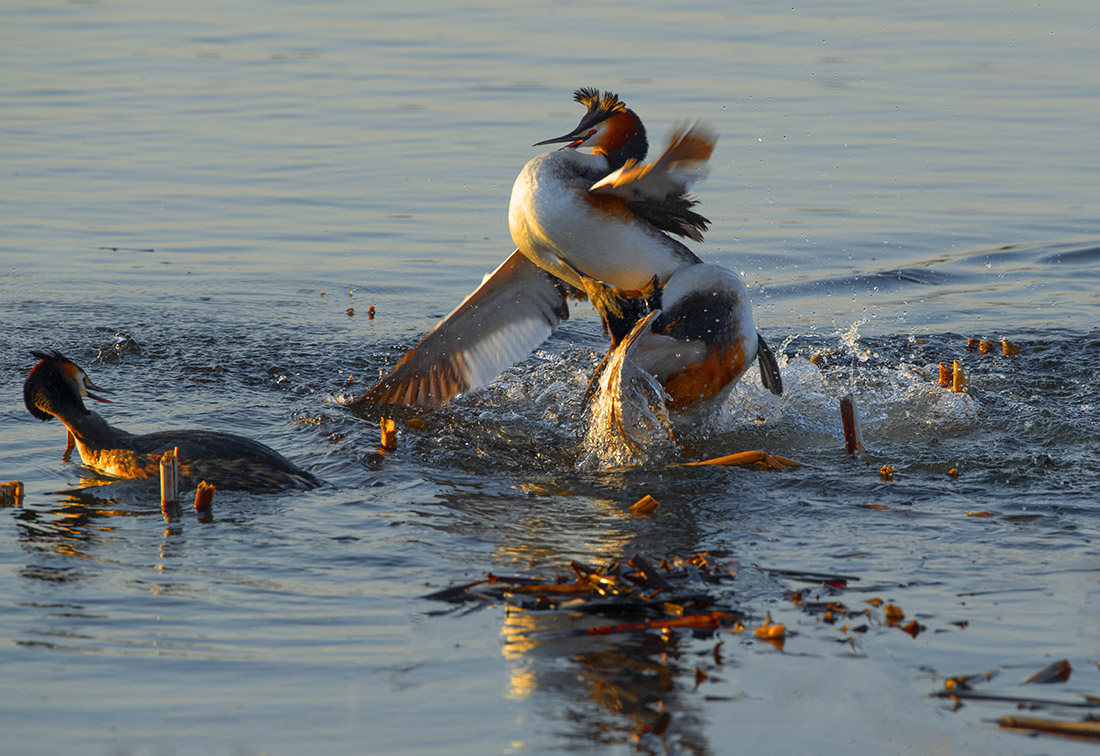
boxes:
[356,88,781,411]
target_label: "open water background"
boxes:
[1,1,1097,754]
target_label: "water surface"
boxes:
[2,1,1098,754]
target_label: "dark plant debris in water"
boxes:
[425,552,752,753]
[424,552,744,635]
[425,551,1100,752]
[929,657,1100,742]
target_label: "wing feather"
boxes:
[590,123,715,197]
[589,123,717,242]
[588,122,716,241]
[351,250,572,408]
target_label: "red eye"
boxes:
[588,129,597,135]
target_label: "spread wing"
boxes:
[351,250,573,408]
[589,122,716,241]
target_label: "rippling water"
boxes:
[2,1,1098,754]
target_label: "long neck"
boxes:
[56,408,134,458]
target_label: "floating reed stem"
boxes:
[160,447,179,506]
[1,481,24,507]
[194,481,215,513]
[840,395,862,454]
[630,494,660,515]
[999,716,1100,739]
[938,360,968,392]
[380,417,397,452]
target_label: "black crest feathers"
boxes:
[573,88,627,128]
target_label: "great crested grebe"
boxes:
[583,264,784,464]
[23,350,319,492]
[508,88,712,325]
[355,88,781,410]
[588,262,780,412]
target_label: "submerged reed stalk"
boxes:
[160,447,179,506]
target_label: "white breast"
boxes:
[509,150,694,292]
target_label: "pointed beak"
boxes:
[533,129,589,148]
[82,376,114,404]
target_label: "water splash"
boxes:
[332,325,983,474]
[838,319,873,363]
[577,350,676,470]
[698,327,981,454]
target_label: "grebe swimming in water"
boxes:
[24,350,319,492]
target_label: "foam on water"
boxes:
[561,319,985,472]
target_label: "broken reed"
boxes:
[160,447,179,506]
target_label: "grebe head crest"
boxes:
[572,87,628,129]
[533,87,648,170]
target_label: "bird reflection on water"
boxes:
[504,608,715,753]
[429,487,732,753]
